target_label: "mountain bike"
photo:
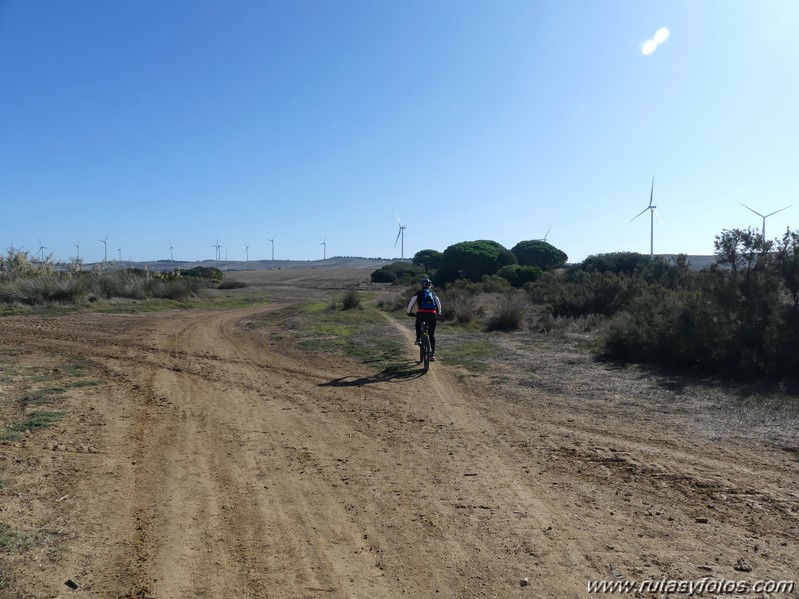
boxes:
[409,313,432,371]
[419,320,431,371]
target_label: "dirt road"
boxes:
[1,306,797,598]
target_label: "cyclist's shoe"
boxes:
[430,354,436,361]
[414,338,421,345]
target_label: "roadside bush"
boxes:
[341,289,362,310]
[150,278,203,301]
[486,299,527,331]
[497,264,544,288]
[370,262,425,284]
[547,271,646,317]
[378,286,417,312]
[371,268,397,283]
[0,274,87,304]
[441,291,479,324]
[181,266,223,281]
[217,280,248,289]
[480,274,512,293]
[577,252,650,276]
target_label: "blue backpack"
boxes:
[419,288,437,310]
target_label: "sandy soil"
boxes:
[0,271,797,598]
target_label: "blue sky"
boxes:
[1,0,797,264]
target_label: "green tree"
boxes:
[511,240,568,270]
[577,252,650,275]
[412,249,443,273]
[437,240,517,284]
[497,264,543,288]
[775,229,799,310]
[370,261,426,284]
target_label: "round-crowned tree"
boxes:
[438,240,517,283]
[511,240,568,271]
[577,252,649,275]
[412,249,443,273]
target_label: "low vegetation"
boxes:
[251,296,404,368]
[372,227,799,389]
[0,250,237,309]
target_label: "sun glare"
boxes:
[642,26,670,56]
[653,27,670,44]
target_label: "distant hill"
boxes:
[86,257,397,273]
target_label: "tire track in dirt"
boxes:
[2,308,798,597]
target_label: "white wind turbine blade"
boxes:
[740,203,764,218]
[765,205,792,218]
[630,207,649,222]
[394,228,402,248]
[652,208,665,224]
[649,176,655,207]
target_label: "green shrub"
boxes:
[547,271,645,317]
[487,299,527,331]
[371,268,398,283]
[181,266,223,280]
[217,280,248,289]
[370,262,425,284]
[441,292,479,324]
[341,289,362,310]
[497,264,544,288]
[480,274,512,293]
[577,252,651,275]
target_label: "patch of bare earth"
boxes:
[0,299,797,598]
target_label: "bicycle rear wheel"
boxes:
[421,335,430,370]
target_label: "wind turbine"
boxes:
[37,239,47,262]
[268,235,276,260]
[117,247,122,262]
[212,240,221,261]
[630,176,664,258]
[99,235,109,263]
[319,236,327,260]
[169,241,174,262]
[740,203,792,239]
[394,214,407,259]
[74,242,80,260]
[245,243,250,262]
[536,226,552,242]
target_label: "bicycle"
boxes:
[409,313,432,371]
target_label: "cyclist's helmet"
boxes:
[421,278,433,288]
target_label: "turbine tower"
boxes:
[245,243,250,262]
[74,242,80,260]
[630,176,664,258]
[99,235,109,264]
[268,235,276,261]
[212,240,221,261]
[169,241,174,262]
[394,213,407,259]
[37,239,47,262]
[319,236,327,260]
[740,203,792,239]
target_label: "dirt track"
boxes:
[1,304,797,598]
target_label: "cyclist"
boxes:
[407,278,442,361]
